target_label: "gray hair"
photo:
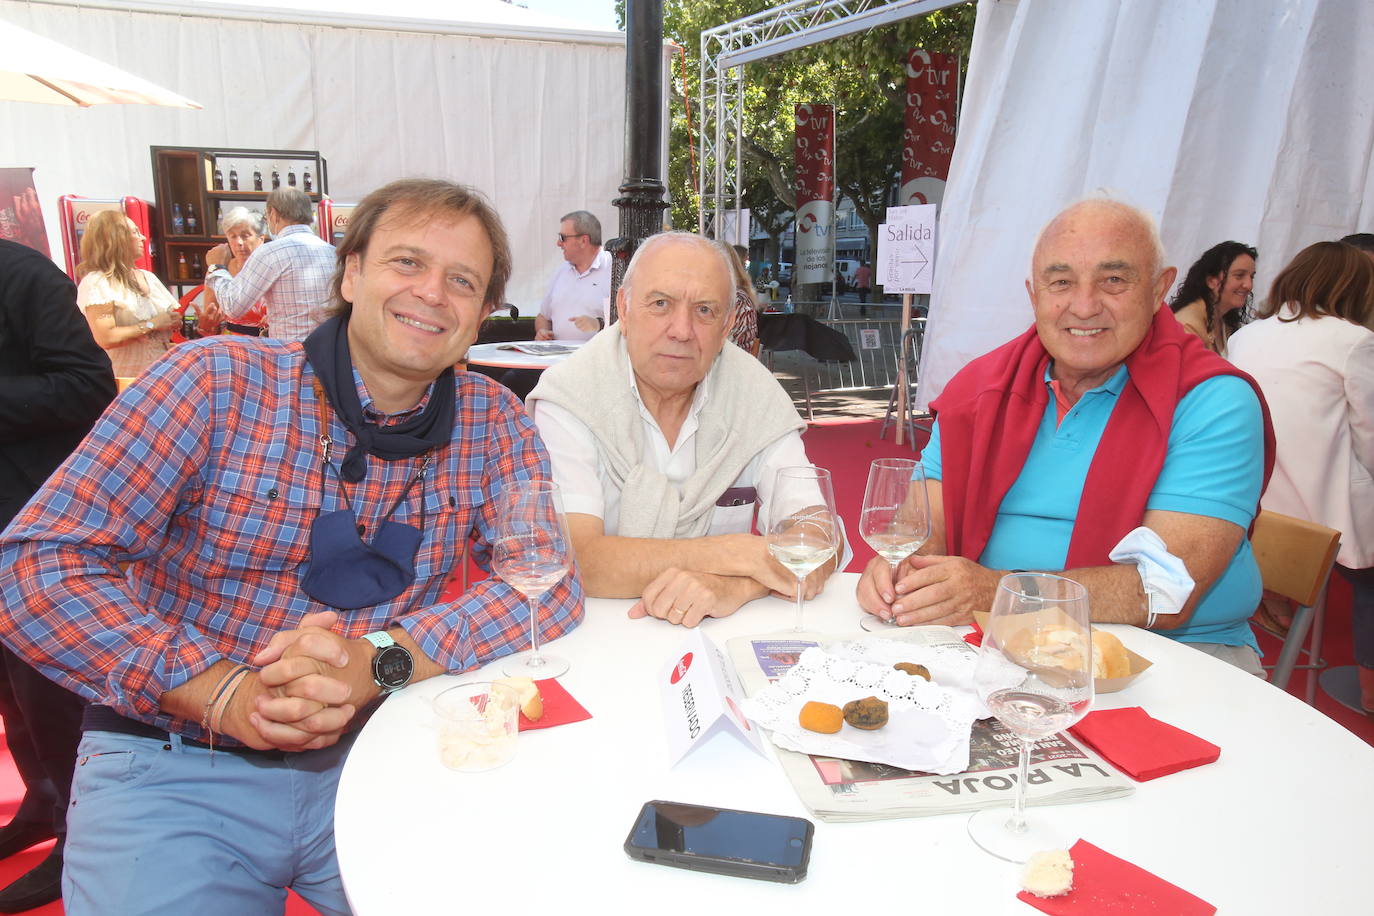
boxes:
[265,187,313,225]
[560,210,602,246]
[219,206,267,238]
[621,231,738,311]
[1029,196,1168,280]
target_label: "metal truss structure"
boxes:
[697,0,961,237]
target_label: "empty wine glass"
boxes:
[493,480,572,678]
[766,467,840,632]
[858,458,931,631]
[967,572,1094,862]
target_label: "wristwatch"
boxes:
[139,319,155,334]
[362,631,414,694]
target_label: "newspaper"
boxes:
[727,630,1135,822]
[497,342,578,356]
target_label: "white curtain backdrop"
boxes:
[0,0,630,307]
[918,0,1374,409]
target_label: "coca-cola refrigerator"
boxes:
[317,197,355,245]
[57,195,155,280]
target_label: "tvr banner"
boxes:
[793,103,834,286]
[900,50,959,208]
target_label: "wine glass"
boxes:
[967,572,1094,862]
[493,480,572,678]
[766,467,840,632]
[858,458,931,631]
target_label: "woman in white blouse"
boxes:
[1229,240,1374,711]
[76,210,179,378]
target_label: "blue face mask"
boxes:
[299,508,423,610]
[299,450,431,610]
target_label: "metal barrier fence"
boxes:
[759,308,924,422]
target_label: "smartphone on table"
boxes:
[623,800,813,884]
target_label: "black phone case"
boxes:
[623,801,812,884]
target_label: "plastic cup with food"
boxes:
[433,682,519,772]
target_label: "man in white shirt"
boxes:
[536,211,611,342]
[204,188,335,342]
[527,232,844,627]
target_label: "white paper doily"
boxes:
[741,637,1016,775]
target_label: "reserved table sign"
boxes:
[660,629,769,765]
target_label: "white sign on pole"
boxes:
[877,203,936,295]
[659,629,768,766]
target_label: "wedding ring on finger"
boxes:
[669,607,686,620]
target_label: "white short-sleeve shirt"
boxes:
[531,364,851,566]
[538,249,612,342]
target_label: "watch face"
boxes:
[373,644,413,690]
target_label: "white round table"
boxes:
[464,340,583,370]
[334,573,1372,913]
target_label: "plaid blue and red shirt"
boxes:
[0,337,583,742]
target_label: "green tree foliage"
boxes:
[617,0,976,262]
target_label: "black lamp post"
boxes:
[605,0,668,321]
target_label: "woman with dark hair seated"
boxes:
[1170,240,1258,356]
[1229,241,1374,710]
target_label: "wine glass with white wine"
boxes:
[967,572,1094,862]
[858,458,931,631]
[766,467,840,632]
[493,480,573,678]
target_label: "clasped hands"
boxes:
[856,552,1002,628]
[628,534,834,628]
[218,611,369,752]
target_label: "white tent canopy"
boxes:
[0,0,631,307]
[919,0,1374,409]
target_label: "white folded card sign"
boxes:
[660,629,769,765]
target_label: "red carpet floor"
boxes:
[0,416,1364,914]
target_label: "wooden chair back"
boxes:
[1249,510,1341,608]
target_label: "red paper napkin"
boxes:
[964,619,984,647]
[1068,707,1219,781]
[1017,839,1215,914]
[518,678,591,731]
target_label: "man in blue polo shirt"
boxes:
[857,198,1272,673]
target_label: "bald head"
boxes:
[1031,199,1167,283]
[622,231,737,303]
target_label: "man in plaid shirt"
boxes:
[0,179,583,915]
[205,186,336,341]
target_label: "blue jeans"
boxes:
[63,730,355,916]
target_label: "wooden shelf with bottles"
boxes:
[149,145,328,288]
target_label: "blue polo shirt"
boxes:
[922,366,1264,650]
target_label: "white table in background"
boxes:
[334,573,1372,914]
[464,340,583,371]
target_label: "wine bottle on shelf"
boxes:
[191,252,203,275]
[171,203,185,235]
[176,251,190,280]
[271,167,281,190]
[287,167,297,187]
[185,204,198,235]
[229,165,240,191]
[253,166,263,192]
[303,169,313,193]
[213,167,224,191]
